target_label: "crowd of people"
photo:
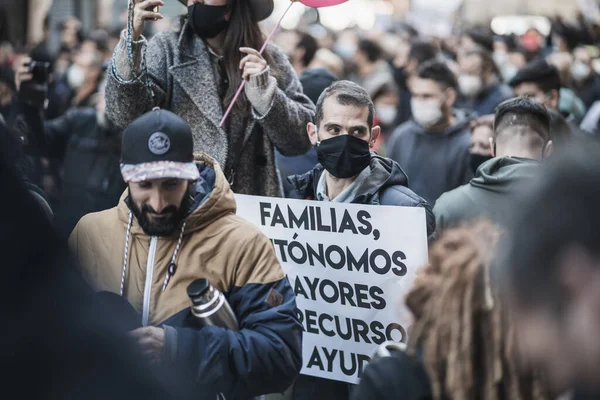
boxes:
[2,0,600,399]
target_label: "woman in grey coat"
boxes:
[106,0,316,196]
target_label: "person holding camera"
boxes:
[13,66,125,240]
[106,0,315,197]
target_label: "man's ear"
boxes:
[406,59,418,76]
[295,47,306,64]
[446,88,457,109]
[543,140,554,159]
[370,126,381,148]
[549,90,560,110]
[307,122,319,146]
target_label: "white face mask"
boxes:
[411,99,444,127]
[501,65,519,82]
[67,64,86,89]
[493,52,508,67]
[375,105,397,126]
[334,42,357,60]
[459,74,483,97]
[572,60,591,81]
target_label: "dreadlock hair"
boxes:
[405,221,547,400]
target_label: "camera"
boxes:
[28,61,51,85]
[20,60,51,109]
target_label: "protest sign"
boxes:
[235,194,428,384]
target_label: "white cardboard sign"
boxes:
[235,194,428,384]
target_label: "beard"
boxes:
[130,185,196,237]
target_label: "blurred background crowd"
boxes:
[2,0,600,239]
[2,1,600,399]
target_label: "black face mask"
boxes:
[188,3,229,40]
[316,135,371,179]
[469,153,493,174]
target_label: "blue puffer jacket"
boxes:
[288,154,436,238]
[162,278,301,400]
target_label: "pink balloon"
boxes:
[297,0,349,7]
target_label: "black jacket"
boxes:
[574,74,600,110]
[456,83,513,117]
[387,109,476,206]
[352,349,432,400]
[288,154,436,237]
[14,103,125,239]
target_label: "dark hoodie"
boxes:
[387,109,476,206]
[289,154,436,237]
[433,157,539,232]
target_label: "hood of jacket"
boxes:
[404,108,476,137]
[470,156,539,194]
[288,153,410,203]
[69,153,272,326]
[117,153,236,237]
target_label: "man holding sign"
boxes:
[288,80,435,236]
[286,80,434,398]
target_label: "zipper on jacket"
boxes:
[142,236,158,327]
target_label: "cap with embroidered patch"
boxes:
[120,109,199,183]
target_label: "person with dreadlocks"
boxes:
[106,0,315,198]
[352,221,548,400]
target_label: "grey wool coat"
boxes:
[106,20,315,197]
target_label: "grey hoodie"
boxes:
[387,109,476,206]
[433,157,539,232]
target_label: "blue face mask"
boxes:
[334,42,357,60]
[188,3,229,39]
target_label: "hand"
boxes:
[130,0,164,41]
[239,47,268,81]
[15,56,33,92]
[129,326,165,365]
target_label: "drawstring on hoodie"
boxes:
[120,211,134,297]
[162,221,187,292]
[120,210,187,297]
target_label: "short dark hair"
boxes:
[417,60,458,91]
[315,80,374,128]
[494,35,518,52]
[464,26,494,52]
[464,46,502,80]
[358,39,383,63]
[89,29,109,53]
[499,139,600,311]
[508,59,562,93]
[494,97,551,141]
[409,40,438,66]
[295,30,318,67]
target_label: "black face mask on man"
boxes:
[188,3,229,40]
[316,134,371,179]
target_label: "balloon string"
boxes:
[219,0,298,127]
